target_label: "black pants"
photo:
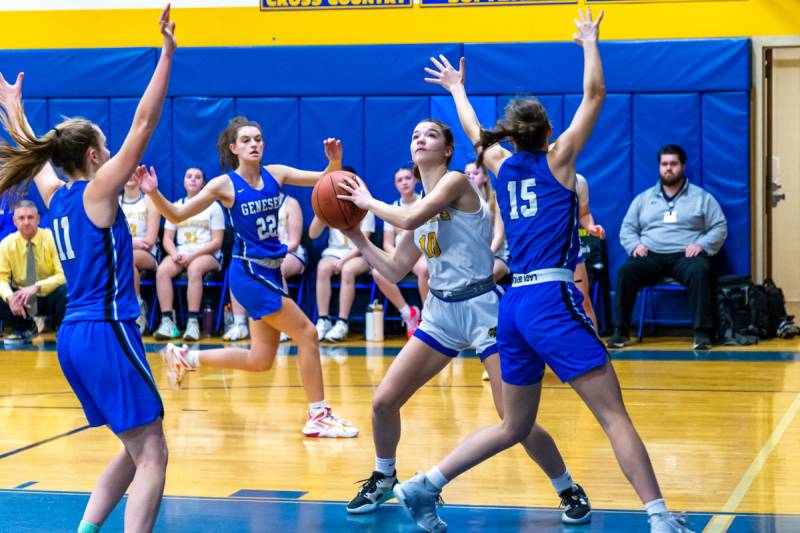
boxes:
[613,252,713,336]
[0,284,67,331]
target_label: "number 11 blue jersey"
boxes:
[48,181,139,322]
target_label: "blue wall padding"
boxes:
[465,39,750,95]
[0,37,752,305]
[565,94,633,280]
[364,96,429,206]
[299,97,365,226]
[701,92,751,276]
[171,44,461,97]
[48,99,110,138]
[172,97,235,201]
[431,95,496,173]
[108,98,174,195]
[0,48,155,98]
[632,94,702,191]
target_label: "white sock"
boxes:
[375,457,396,476]
[645,498,667,516]
[186,350,200,369]
[399,304,411,321]
[234,314,247,327]
[550,469,574,494]
[425,466,448,490]
[309,400,327,415]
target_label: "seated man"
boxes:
[607,144,727,350]
[0,200,67,343]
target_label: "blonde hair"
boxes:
[0,102,99,196]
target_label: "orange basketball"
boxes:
[311,170,368,230]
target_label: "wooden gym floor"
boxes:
[1,334,799,532]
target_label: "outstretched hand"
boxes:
[160,3,177,56]
[323,138,343,163]
[133,165,159,194]
[573,7,603,47]
[0,71,23,113]
[424,55,465,93]
[336,174,373,210]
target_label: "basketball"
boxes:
[311,170,368,230]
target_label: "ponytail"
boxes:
[476,97,551,167]
[0,103,57,197]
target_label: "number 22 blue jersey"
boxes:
[48,181,139,322]
[496,151,581,273]
[228,167,288,260]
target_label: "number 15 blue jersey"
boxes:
[48,181,139,322]
[496,151,581,273]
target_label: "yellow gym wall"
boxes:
[0,0,797,49]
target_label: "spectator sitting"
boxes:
[121,172,161,333]
[223,192,307,343]
[311,166,375,343]
[153,168,225,342]
[372,166,428,338]
[465,160,509,282]
[0,199,67,343]
[607,144,727,350]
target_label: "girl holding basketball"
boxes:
[393,9,693,533]
[336,119,591,524]
[138,116,357,438]
[0,7,174,532]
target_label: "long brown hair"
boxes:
[412,118,455,180]
[216,116,263,171]
[0,102,99,196]
[475,98,550,168]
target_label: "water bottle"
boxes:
[365,299,384,342]
[202,302,215,337]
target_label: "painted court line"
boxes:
[703,391,800,533]
[0,425,90,460]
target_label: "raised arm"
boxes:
[84,5,176,225]
[342,225,421,283]
[338,171,477,231]
[549,8,606,183]
[267,138,342,187]
[0,72,64,205]
[425,56,511,176]
[137,166,232,224]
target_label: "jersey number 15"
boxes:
[508,178,538,220]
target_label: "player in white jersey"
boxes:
[336,119,591,524]
[153,167,225,342]
[574,173,605,330]
[464,160,509,283]
[310,167,376,343]
[223,192,306,342]
[121,174,161,332]
[373,166,428,337]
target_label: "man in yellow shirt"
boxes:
[0,200,66,343]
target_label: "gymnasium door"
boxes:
[766,46,800,316]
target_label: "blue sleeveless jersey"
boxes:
[228,168,287,260]
[496,151,581,273]
[48,181,139,322]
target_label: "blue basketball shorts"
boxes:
[498,281,608,385]
[58,320,163,434]
[229,258,286,320]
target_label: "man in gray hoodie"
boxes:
[608,144,727,350]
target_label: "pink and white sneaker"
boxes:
[162,343,194,389]
[303,407,359,438]
[404,305,421,339]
